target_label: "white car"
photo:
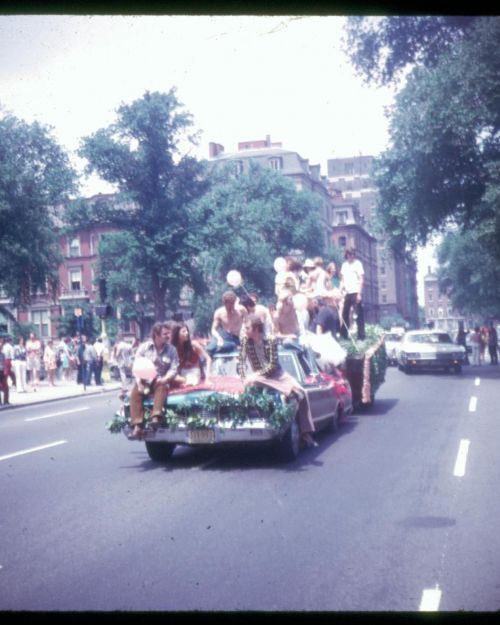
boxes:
[397,330,466,374]
[383,332,404,365]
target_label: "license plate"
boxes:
[188,429,216,444]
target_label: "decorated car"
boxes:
[107,345,353,462]
[397,330,466,374]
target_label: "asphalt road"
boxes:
[0,364,499,612]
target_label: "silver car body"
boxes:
[397,330,466,373]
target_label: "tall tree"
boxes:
[189,161,327,332]
[344,15,477,86]
[73,90,209,320]
[0,112,76,320]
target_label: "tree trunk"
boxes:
[151,274,167,321]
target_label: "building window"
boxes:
[380,280,386,290]
[338,236,347,247]
[380,265,385,275]
[69,268,82,292]
[438,308,443,318]
[428,292,433,302]
[69,236,81,257]
[337,210,348,225]
[31,309,49,338]
[269,157,282,171]
[447,307,453,317]
[429,308,434,317]
[381,294,387,303]
[90,234,99,255]
[344,162,354,176]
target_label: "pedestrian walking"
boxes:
[0,336,9,405]
[2,335,16,390]
[26,332,42,390]
[479,326,488,364]
[13,336,28,392]
[43,339,58,386]
[470,326,481,366]
[487,324,498,365]
[94,337,104,385]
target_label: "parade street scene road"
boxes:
[1,364,499,612]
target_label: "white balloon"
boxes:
[132,357,157,381]
[292,293,308,312]
[273,257,287,273]
[226,270,243,288]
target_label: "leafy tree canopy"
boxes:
[70,89,209,320]
[344,15,477,86]
[0,112,76,311]
[371,17,500,261]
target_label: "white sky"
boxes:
[0,14,435,303]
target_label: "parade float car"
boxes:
[109,345,353,463]
[397,330,466,374]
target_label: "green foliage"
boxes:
[379,313,407,331]
[0,113,76,303]
[191,161,325,303]
[366,16,500,319]
[338,323,385,357]
[344,16,477,86]
[437,230,500,318]
[53,302,100,338]
[74,90,209,320]
[106,386,294,433]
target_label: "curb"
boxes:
[0,384,123,411]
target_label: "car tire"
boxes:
[454,365,462,374]
[145,441,176,462]
[275,414,301,462]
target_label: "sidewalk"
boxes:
[0,379,122,410]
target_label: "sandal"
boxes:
[127,425,144,440]
[150,415,162,431]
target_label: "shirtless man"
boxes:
[206,291,248,356]
[273,289,300,340]
[240,293,274,337]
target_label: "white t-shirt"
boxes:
[341,259,364,294]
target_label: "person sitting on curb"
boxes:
[128,322,179,440]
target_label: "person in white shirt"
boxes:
[339,248,366,340]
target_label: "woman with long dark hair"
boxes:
[171,323,211,386]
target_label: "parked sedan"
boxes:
[115,345,353,462]
[397,330,466,374]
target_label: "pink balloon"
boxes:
[132,357,157,381]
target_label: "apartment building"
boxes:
[208,135,334,253]
[423,269,464,336]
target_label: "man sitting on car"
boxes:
[128,322,179,440]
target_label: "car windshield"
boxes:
[407,333,453,344]
[385,333,403,342]
[211,354,239,376]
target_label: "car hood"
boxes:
[164,375,245,407]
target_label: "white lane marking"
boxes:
[419,586,442,611]
[453,439,470,477]
[468,396,477,412]
[25,407,90,422]
[0,440,67,462]
[474,377,480,386]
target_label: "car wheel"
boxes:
[145,441,176,462]
[275,414,301,462]
[454,365,462,374]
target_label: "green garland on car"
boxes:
[106,385,295,433]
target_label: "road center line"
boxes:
[474,377,480,386]
[25,407,90,422]
[419,586,442,611]
[453,439,470,477]
[468,396,477,412]
[0,440,67,462]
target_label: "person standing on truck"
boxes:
[339,247,366,340]
[128,322,179,440]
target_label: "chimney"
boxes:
[209,142,224,158]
